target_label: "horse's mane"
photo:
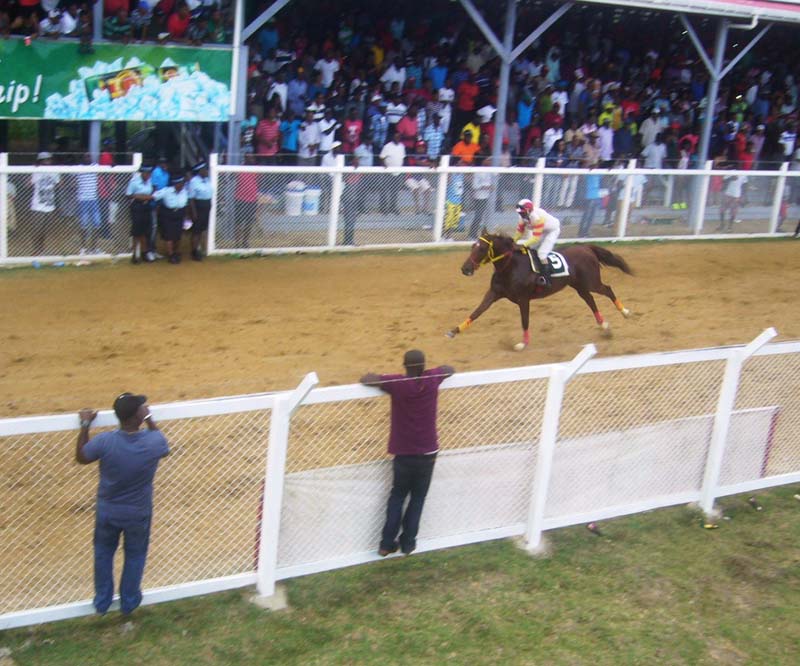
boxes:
[485,232,518,252]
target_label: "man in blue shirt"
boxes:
[76,393,169,616]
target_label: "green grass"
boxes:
[2,487,799,665]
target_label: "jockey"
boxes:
[513,198,561,286]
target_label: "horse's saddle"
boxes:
[520,248,570,277]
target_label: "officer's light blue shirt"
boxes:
[153,186,188,209]
[188,175,213,200]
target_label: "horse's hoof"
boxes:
[601,321,610,331]
[621,308,631,318]
[513,342,527,352]
[445,330,456,339]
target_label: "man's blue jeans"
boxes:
[381,454,436,554]
[93,513,151,615]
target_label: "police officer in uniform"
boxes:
[125,165,155,264]
[152,176,189,264]
[187,162,213,261]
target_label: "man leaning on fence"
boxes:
[361,350,454,557]
[75,393,169,616]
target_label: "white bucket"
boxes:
[285,187,305,216]
[302,188,322,216]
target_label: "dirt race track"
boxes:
[1,239,799,417]
[2,238,800,614]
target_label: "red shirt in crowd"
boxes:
[167,11,191,39]
[342,119,363,153]
[396,115,419,150]
[456,80,479,112]
[235,173,259,202]
[104,0,128,14]
[255,119,281,156]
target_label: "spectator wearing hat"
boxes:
[152,175,188,263]
[451,129,479,166]
[126,164,155,263]
[29,152,60,256]
[75,393,169,616]
[39,9,63,37]
[361,350,454,557]
[188,162,212,261]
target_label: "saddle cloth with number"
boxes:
[522,248,570,277]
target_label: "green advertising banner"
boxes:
[0,39,233,121]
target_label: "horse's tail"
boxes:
[587,245,634,275]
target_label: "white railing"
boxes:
[1,330,799,629]
[1,154,798,265]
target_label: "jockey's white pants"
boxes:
[537,228,560,262]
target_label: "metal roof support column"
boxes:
[492,1,517,167]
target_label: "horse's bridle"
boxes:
[468,236,512,270]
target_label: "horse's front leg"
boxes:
[446,289,499,338]
[514,298,531,351]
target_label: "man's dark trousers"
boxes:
[93,513,151,614]
[381,454,436,554]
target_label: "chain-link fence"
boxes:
[2,338,799,629]
[3,155,797,263]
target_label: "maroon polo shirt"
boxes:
[375,367,451,456]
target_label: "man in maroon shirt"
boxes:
[361,350,454,556]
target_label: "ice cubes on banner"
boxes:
[44,57,230,120]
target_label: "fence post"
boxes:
[433,155,449,242]
[768,162,789,234]
[525,344,597,552]
[208,153,219,254]
[700,328,777,516]
[327,154,345,247]
[692,160,713,235]
[532,157,545,206]
[0,153,8,261]
[615,159,636,239]
[255,371,319,601]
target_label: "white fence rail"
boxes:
[1,331,799,630]
[1,154,799,265]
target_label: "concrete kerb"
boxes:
[248,583,289,612]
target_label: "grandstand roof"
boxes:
[577,0,800,25]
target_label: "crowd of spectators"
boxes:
[236,1,800,178]
[0,0,232,46]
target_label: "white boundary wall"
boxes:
[1,331,799,629]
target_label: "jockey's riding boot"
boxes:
[536,258,552,287]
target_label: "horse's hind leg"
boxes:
[594,283,631,318]
[577,289,610,331]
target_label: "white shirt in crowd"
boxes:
[76,171,99,201]
[472,171,492,200]
[267,81,288,111]
[724,175,747,198]
[380,140,406,167]
[380,64,406,92]
[321,151,339,168]
[298,121,321,159]
[318,117,339,152]
[597,126,614,161]
[779,130,796,157]
[313,58,340,89]
[385,102,407,126]
[30,172,60,213]
[641,141,667,169]
[543,127,564,154]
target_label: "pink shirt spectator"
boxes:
[255,119,281,156]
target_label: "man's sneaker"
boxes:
[154,252,164,259]
[144,251,156,262]
[378,544,398,557]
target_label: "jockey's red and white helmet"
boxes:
[516,198,534,215]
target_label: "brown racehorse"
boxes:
[446,233,634,350]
